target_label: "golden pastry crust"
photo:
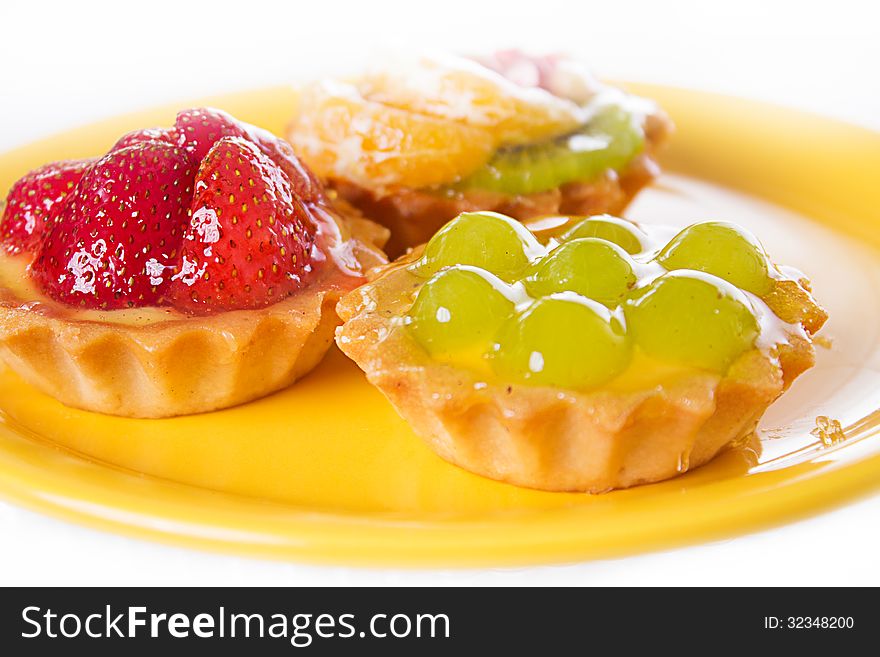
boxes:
[336,247,821,492]
[0,208,388,419]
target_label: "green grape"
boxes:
[624,271,760,372]
[413,211,542,281]
[490,294,631,389]
[561,214,646,255]
[524,238,637,307]
[656,221,773,296]
[407,265,515,358]
[454,104,644,196]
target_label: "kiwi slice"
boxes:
[454,104,644,196]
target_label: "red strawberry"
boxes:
[169,136,315,313]
[0,159,93,256]
[32,141,196,309]
[112,127,176,151]
[174,108,323,203]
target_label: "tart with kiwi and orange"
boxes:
[336,211,827,492]
[288,51,672,256]
[0,109,386,418]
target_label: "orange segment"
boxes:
[359,53,585,146]
[289,80,495,190]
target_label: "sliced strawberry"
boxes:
[174,108,323,203]
[169,136,315,313]
[0,159,93,256]
[32,142,196,309]
[112,127,176,151]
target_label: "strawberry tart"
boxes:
[0,109,387,418]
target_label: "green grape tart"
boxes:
[337,211,827,492]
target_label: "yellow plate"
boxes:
[1,86,879,567]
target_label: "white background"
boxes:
[1,0,879,585]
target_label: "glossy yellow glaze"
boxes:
[0,85,879,566]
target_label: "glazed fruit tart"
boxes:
[288,51,672,255]
[0,109,387,418]
[337,212,827,492]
